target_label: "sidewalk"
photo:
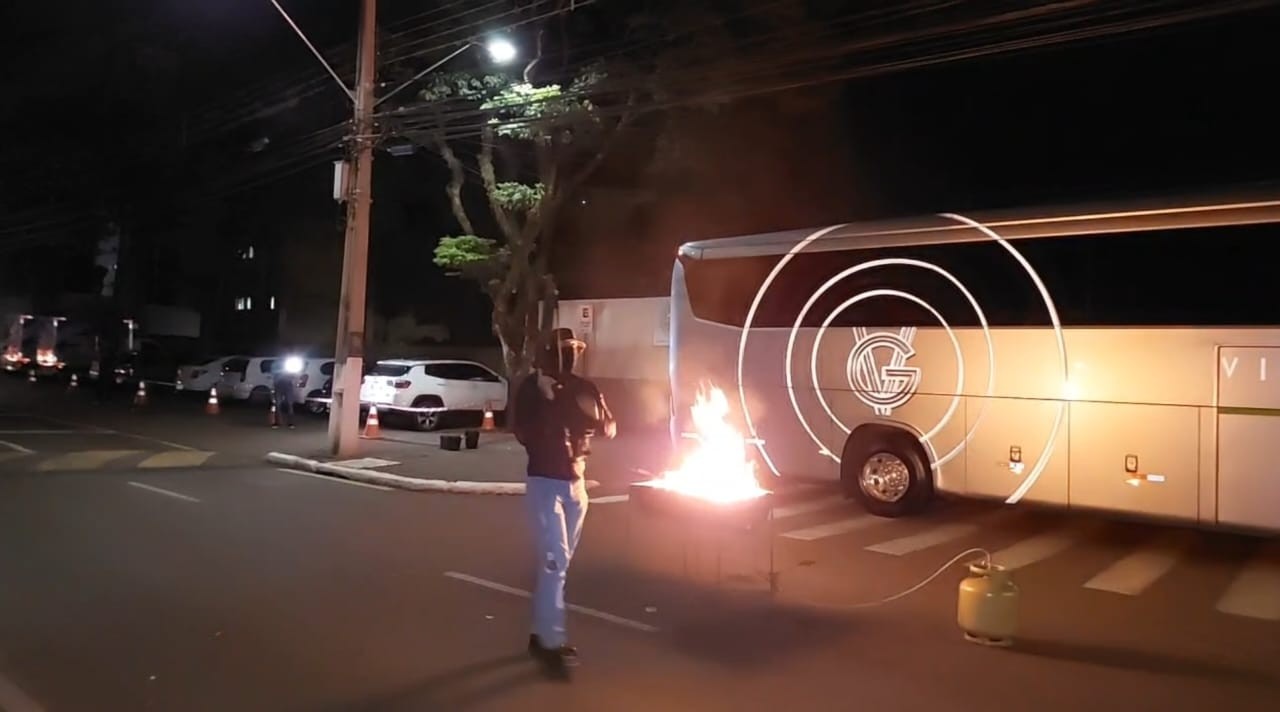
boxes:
[266,426,674,495]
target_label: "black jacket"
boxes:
[513,371,612,481]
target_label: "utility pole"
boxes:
[328,0,378,456]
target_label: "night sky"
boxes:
[3,1,1278,344]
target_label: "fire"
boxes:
[649,385,769,503]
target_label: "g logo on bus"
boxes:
[848,326,921,416]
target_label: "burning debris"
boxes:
[632,385,772,528]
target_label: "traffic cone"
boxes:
[269,399,279,428]
[481,403,495,431]
[68,373,78,390]
[362,405,382,439]
[27,369,36,383]
[133,380,148,407]
[206,386,220,415]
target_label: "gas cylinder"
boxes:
[957,561,1019,647]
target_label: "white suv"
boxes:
[359,359,507,430]
[218,356,334,405]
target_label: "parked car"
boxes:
[358,359,507,431]
[218,356,334,405]
[177,356,243,393]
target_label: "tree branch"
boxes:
[430,131,475,235]
[479,127,518,240]
[563,92,638,194]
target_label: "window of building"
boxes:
[234,297,253,311]
[237,245,255,260]
[269,296,276,310]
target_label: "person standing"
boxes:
[514,328,616,674]
[272,357,302,429]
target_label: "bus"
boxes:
[668,193,1280,534]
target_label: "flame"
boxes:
[648,385,769,503]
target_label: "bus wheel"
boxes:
[840,427,933,518]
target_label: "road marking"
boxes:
[990,527,1085,570]
[0,430,81,435]
[136,451,215,469]
[0,439,34,454]
[444,571,659,633]
[866,522,981,556]
[780,513,879,541]
[589,494,629,504]
[0,671,44,712]
[127,481,200,503]
[275,468,394,491]
[37,450,140,472]
[1083,531,1191,596]
[1215,544,1280,621]
[772,495,847,520]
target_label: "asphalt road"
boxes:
[1,375,1278,711]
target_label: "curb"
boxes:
[264,452,599,495]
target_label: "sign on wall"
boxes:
[577,304,594,343]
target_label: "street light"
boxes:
[485,38,518,65]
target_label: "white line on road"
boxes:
[1083,531,1191,596]
[866,522,981,556]
[0,672,44,712]
[990,527,1085,570]
[0,430,81,435]
[589,494,630,504]
[443,571,659,633]
[0,439,34,454]
[1215,544,1280,621]
[772,495,847,520]
[13,415,198,451]
[127,481,200,503]
[275,468,394,491]
[780,513,879,542]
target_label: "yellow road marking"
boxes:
[38,450,140,472]
[136,451,215,469]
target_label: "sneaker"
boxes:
[528,635,579,665]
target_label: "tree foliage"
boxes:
[411,59,633,386]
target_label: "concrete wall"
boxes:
[557,297,671,432]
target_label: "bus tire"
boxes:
[840,427,933,518]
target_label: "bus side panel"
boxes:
[815,326,970,493]
[963,396,1068,505]
[744,327,839,481]
[1067,402,1199,521]
[1216,346,1280,531]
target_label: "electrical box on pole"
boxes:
[333,160,350,202]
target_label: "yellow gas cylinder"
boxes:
[957,561,1019,647]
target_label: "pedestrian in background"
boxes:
[272,356,302,429]
[514,327,616,675]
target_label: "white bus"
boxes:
[669,194,1280,533]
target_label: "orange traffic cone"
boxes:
[68,373,78,390]
[362,405,382,439]
[481,403,495,431]
[206,386,220,415]
[133,380,148,407]
[27,369,36,383]
[269,399,279,428]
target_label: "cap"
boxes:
[552,327,586,350]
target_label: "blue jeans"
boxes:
[526,475,588,648]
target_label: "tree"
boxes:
[410,63,633,392]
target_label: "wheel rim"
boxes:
[859,452,911,503]
[417,412,438,429]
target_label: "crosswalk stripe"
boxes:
[136,451,215,469]
[772,495,847,520]
[38,450,141,472]
[866,522,981,556]
[780,514,879,541]
[990,527,1084,570]
[1215,544,1280,621]
[1083,531,1191,596]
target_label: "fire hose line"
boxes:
[783,547,995,611]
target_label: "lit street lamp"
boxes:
[485,37,518,65]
